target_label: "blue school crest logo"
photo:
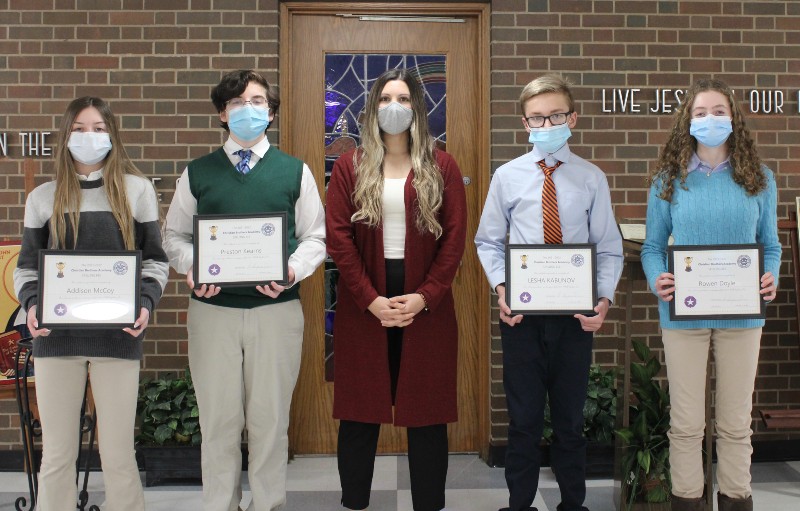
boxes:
[737,255,751,268]
[262,223,275,236]
[113,261,128,275]
[571,254,585,267]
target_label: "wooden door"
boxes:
[280,2,490,455]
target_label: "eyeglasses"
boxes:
[524,111,573,128]
[226,96,268,110]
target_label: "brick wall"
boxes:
[0,0,281,448]
[0,0,798,452]
[488,0,800,447]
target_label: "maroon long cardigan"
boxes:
[326,148,467,427]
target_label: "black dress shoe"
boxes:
[498,508,538,511]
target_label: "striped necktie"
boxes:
[235,149,252,174]
[538,159,563,244]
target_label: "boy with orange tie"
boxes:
[475,74,623,511]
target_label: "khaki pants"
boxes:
[34,356,144,511]
[188,299,304,511]
[662,327,761,500]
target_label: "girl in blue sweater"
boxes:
[641,79,780,511]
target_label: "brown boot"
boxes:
[670,494,705,511]
[717,492,753,511]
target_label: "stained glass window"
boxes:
[323,54,447,382]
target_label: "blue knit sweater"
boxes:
[641,163,781,329]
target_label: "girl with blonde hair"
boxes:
[326,68,467,511]
[14,96,169,511]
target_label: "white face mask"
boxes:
[377,102,413,135]
[67,132,112,165]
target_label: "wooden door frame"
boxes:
[279,1,491,458]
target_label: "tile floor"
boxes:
[1,455,798,510]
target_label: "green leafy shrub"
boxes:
[542,364,617,444]
[136,368,201,446]
[616,340,671,508]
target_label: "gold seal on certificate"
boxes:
[37,250,141,329]
[505,244,597,315]
[668,244,765,321]
[193,213,288,288]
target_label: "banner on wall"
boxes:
[0,241,26,384]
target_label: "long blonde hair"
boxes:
[351,68,444,238]
[650,78,765,202]
[51,97,146,249]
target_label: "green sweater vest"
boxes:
[188,146,302,308]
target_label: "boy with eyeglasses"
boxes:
[163,69,325,511]
[475,74,623,511]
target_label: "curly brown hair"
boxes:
[649,78,765,202]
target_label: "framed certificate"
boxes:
[668,244,765,321]
[618,223,646,244]
[37,250,141,329]
[505,244,597,315]
[193,213,288,288]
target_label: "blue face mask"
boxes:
[528,123,572,154]
[689,115,732,148]
[228,106,270,142]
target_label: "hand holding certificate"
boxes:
[668,244,765,320]
[37,250,141,329]
[192,213,288,288]
[505,244,598,315]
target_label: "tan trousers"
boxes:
[34,356,144,511]
[662,327,762,500]
[188,299,304,511]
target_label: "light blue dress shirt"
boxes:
[686,152,729,176]
[475,143,624,302]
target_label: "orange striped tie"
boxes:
[538,159,562,244]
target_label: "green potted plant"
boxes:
[616,340,671,510]
[584,364,617,443]
[136,368,202,486]
[542,365,618,477]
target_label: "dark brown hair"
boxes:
[211,69,280,131]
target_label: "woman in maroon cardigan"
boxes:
[326,68,467,511]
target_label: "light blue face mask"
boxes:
[528,123,572,154]
[689,115,732,148]
[228,105,270,142]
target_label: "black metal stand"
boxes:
[14,339,38,511]
[14,339,101,511]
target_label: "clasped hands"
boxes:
[368,293,426,328]
[186,265,296,299]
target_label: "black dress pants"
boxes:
[338,259,448,511]
[501,315,593,511]
[338,420,448,510]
